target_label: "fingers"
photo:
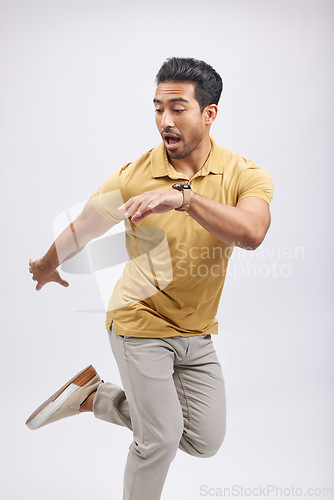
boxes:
[122,198,143,218]
[29,258,39,285]
[52,271,70,288]
[146,199,160,212]
[59,279,69,287]
[131,208,153,223]
[131,198,157,221]
[119,194,156,220]
[29,259,69,290]
[131,199,151,219]
[118,192,155,218]
[34,277,69,291]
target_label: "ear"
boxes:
[203,104,218,125]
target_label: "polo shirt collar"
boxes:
[150,136,223,179]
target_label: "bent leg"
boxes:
[93,381,132,429]
[93,334,226,458]
[91,332,225,498]
[108,332,184,500]
[174,335,226,458]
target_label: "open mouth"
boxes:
[163,134,181,150]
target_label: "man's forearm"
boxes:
[41,223,89,271]
[29,198,114,290]
[41,198,114,271]
[187,192,269,250]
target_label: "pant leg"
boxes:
[93,380,132,430]
[174,334,226,457]
[93,332,226,499]
[93,335,226,457]
[107,332,185,500]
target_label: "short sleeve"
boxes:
[237,165,274,204]
[91,165,130,224]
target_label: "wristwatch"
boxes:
[172,182,192,211]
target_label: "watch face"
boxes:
[172,183,191,190]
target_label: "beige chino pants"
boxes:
[93,330,226,500]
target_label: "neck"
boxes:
[167,135,212,179]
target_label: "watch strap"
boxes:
[175,187,192,211]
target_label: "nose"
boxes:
[161,110,175,129]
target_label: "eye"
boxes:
[155,109,163,114]
[174,109,184,113]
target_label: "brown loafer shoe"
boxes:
[25,365,102,430]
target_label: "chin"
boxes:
[168,148,190,160]
[168,151,182,159]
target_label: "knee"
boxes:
[163,415,185,452]
[202,425,226,458]
[181,425,226,458]
[135,420,183,461]
[157,430,182,458]
[198,440,223,458]
[196,434,225,458]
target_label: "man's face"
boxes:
[154,81,207,160]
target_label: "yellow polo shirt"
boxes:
[91,137,274,337]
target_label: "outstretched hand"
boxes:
[29,258,69,291]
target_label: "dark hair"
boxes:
[156,57,223,112]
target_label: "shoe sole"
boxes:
[26,365,97,430]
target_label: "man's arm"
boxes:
[29,197,114,290]
[187,194,271,250]
[119,189,271,250]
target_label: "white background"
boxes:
[1,0,333,499]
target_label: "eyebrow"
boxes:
[153,98,189,104]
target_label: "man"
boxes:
[27,57,273,500]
